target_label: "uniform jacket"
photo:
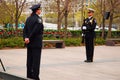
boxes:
[23,13,44,48]
[82,17,97,38]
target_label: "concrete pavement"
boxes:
[0,46,120,80]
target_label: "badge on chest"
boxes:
[38,18,42,23]
[85,19,92,24]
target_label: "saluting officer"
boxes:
[23,4,44,80]
[81,8,97,63]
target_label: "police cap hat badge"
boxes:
[87,8,95,13]
[30,4,41,11]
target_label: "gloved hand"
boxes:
[82,26,87,30]
[82,33,84,37]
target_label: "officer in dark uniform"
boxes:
[81,8,97,63]
[23,4,44,80]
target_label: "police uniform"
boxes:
[82,8,97,62]
[23,4,44,80]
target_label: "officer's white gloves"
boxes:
[82,26,87,30]
[82,33,84,37]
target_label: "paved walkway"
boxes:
[0,46,120,80]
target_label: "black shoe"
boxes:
[84,60,93,63]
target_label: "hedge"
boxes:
[0,37,24,49]
[0,37,105,49]
[70,30,120,38]
[0,29,119,49]
[0,29,120,39]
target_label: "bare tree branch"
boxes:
[18,0,26,19]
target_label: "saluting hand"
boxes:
[25,38,30,44]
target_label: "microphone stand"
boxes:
[0,58,6,71]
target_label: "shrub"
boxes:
[0,29,23,39]
[111,31,120,38]
[0,39,3,49]
[0,37,24,48]
[95,38,105,45]
[70,30,82,37]
[64,38,81,46]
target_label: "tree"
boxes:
[56,0,64,30]
[40,0,64,30]
[100,0,106,39]
[106,0,120,38]
[0,1,15,25]
[0,0,26,30]
[91,0,106,39]
[42,0,83,31]
[14,0,26,29]
[56,0,83,31]
[55,0,71,31]
[91,0,120,38]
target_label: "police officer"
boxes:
[23,4,44,80]
[81,8,97,63]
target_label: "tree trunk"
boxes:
[15,17,18,30]
[64,10,68,38]
[57,13,61,30]
[15,0,18,30]
[81,0,84,26]
[102,16,105,39]
[56,0,69,31]
[107,13,113,38]
[64,0,69,38]
[107,0,114,38]
[57,0,61,31]
[15,10,19,30]
[101,0,106,39]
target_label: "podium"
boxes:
[0,58,6,71]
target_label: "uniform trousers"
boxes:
[85,34,94,61]
[27,47,42,80]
